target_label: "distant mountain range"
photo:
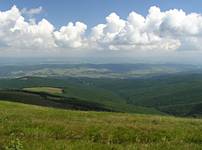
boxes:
[0,63,202,79]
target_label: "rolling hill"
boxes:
[1,72,202,116]
[0,87,162,115]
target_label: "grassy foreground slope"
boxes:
[0,101,202,150]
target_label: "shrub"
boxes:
[4,134,23,150]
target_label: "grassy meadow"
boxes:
[23,87,63,95]
[0,101,202,150]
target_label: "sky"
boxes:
[1,0,202,64]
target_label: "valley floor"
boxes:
[0,101,202,150]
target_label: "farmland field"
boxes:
[23,87,63,94]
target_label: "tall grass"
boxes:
[0,101,202,149]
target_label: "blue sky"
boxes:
[0,0,201,28]
[1,0,202,64]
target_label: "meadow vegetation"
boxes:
[0,101,202,150]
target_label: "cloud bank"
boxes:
[1,5,202,55]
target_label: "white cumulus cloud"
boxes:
[1,5,202,54]
[54,22,87,48]
[21,6,43,16]
[0,6,56,50]
[90,6,182,51]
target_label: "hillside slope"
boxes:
[0,101,202,150]
[76,74,202,116]
[1,74,202,116]
[0,89,162,115]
